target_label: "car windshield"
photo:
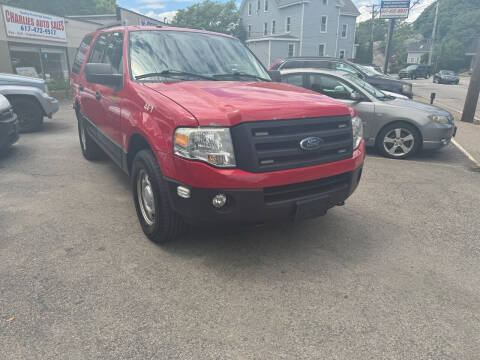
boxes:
[129,30,270,82]
[442,70,455,75]
[345,73,388,100]
[357,64,383,76]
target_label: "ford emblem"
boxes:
[299,136,324,151]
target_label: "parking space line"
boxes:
[451,139,480,167]
[367,155,473,169]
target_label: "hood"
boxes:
[371,74,409,85]
[0,94,10,111]
[388,98,451,116]
[0,73,46,92]
[144,81,352,126]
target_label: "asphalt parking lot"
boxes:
[1,103,480,359]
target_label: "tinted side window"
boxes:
[282,73,304,87]
[103,32,124,74]
[335,62,361,76]
[309,74,354,100]
[87,32,124,74]
[88,34,108,63]
[72,35,93,74]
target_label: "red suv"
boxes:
[71,26,365,243]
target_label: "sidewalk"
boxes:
[414,96,480,167]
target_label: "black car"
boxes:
[433,70,460,85]
[399,65,431,80]
[270,57,413,98]
[0,94,19,151]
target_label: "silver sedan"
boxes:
[279,68,456,159]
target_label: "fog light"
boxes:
[212,194,227,208]
[177,186,191,199]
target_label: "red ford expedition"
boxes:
[71,26,365,243]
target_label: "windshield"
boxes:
[357,64,383,76]
[129,30,270,82]
[442,70,455,75]
[345,74,388,100]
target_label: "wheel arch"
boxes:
[127,133,155,175]
[4,94,46,116]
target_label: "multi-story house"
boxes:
[240,0,360,67]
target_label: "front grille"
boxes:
[264,172,351,204]
[0,108,14,122]
[231,116,353,173]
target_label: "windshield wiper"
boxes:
[213,72,271,82]
[135,70,217,81]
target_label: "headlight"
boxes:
[352,116,363,150]
[41,92,50,99]
[429,115,450,124]
[402,84,412,95]
[174,127,236,168]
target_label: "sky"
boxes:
[117,0,436,24]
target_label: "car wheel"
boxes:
[377,123,420,159]
[8,97,43,132]
[132,150,183,243]
[77,111,102,160]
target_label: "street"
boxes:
[405,77,480,121]
[1,103,479,359]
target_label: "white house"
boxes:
[240,0,360,67]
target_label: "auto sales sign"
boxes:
[380,0,411,19]
[2,6,67,42]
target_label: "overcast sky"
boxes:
[117,0,436,24]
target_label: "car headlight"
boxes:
[352,116,363,150]
[402,84,412,95]
[174,127,236,168]
[429,115,450,124]
[41,92,50,99]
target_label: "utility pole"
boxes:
[461,39,480,123]
[383,19,395,74]
[428,0,439,66]
[370,4,376,63]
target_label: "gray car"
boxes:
[0,73,59,132]
[280,68,456,159]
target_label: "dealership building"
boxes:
[0,5,164,84]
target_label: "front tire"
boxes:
[377,123,421,159]
[9,97,44,132]
[132,150,183,243]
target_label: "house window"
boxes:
[318,44,325,56]
[339,50,345,59]
[341,24,347,38]
[288,43,295,57]
[257,0,261,12]
[322,0,328,4]
[272,20,276,34]
[264,0,268,11]
[286,17,291,32]
[264,22,268,36]
[321,16,327,32]
[248,25,252,38]
[248,2,252,15]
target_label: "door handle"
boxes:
[95,91,101,101]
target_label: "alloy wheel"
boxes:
[383,128,415,157]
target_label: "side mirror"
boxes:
[268,70,282,82]
[350,91,364,101]
[84,63,123,89]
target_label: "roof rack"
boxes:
[97,21,123,30]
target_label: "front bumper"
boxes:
[165,166,363,224]
[422,122,456,150]
[45,97,59,118]
[160,142,365,224]
[0,113,19,149]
